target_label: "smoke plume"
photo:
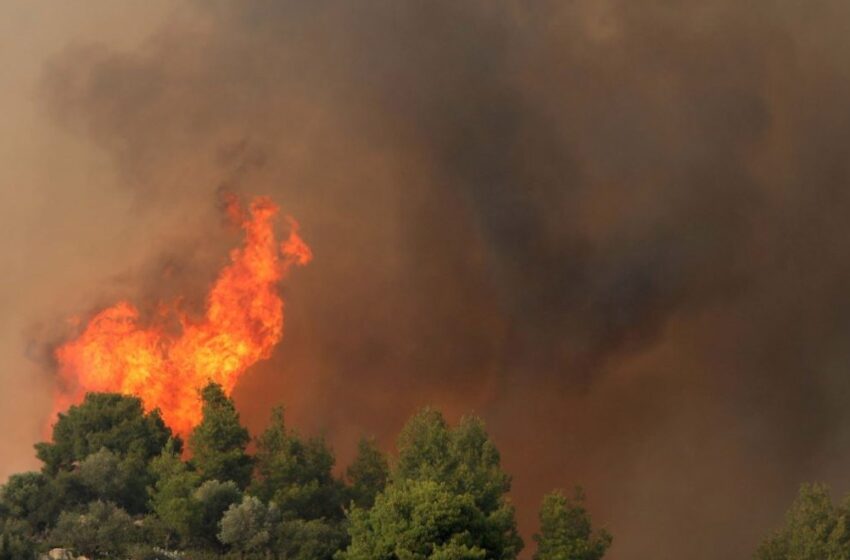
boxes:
[5,1,850,558]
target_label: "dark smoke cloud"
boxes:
[25,0,850,558]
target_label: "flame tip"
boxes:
[53,195,310,437]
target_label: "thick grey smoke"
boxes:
[12,0,850,558]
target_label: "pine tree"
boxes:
[533,489,611,560]
[188,383,253,489]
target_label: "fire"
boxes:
[54,196,311,437]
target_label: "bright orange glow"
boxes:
[54,196,311,437]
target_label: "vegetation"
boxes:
[0,386,611,559]
[533,489,611,560]
[755,483,850,560]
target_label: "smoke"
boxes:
[5,0,850,557]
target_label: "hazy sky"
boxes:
[0,1,177,475]
[4,2,850,559]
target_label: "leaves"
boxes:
[755,484,850,560]
[189,383,253,489]
[250,406,346,520]
[3,394,599,560]
[346,437,390,509]
[341,409,523,560]
[49,501,138,558]
[533,489,611,560]
[36,393,174,475]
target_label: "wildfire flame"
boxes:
[54,196,311,437]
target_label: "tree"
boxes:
[0,518,36,560]
[755,483,850,560]
[192,479,242,549]
[533,489,611,560]
[340,479,489,560]
[341,409,522,560]
[35,392,175,475]
[0,472,48,529]
[0,471,65,532]
[251,406,345,520]
[189,383,253,489]
[392,409,523,559]
[218,495,279,558]
[148,439,202,547]
[346,437,389,509]
[277,518,348,560]
[48,500,138,558]
[396,411,513,510]
[394,408,453,485]
[78,447,150,514]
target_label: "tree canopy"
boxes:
[755,483,850,560]
[0,393,608,559]
[189,383,253,489]
[35,392,174,475]
[346,437,389,509]
[341,408,523,560]
[250,406,345,521]
[533,489,612,560]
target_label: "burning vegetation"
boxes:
[53,196,312,437]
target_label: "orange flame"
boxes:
[53,196,311,437]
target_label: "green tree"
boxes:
[148,439,202,547]
[0,518,36,560]
[533,489,611,560]
[346,437,389,509]
[392,409,523,559]
[0,471,67,532]
[396,411,512,510]
[251,406,345,520]
[0,472,48,529]
[78,447,150,514]
[35,392,175,475]
[189,383,253,489]
[277,518,348,560]
[394,408,453,485]
[192,479,242,549]
[218,495,279,558]
[755,483,850,560]
[341,409,522,560]
[341,479,488,560]
[48,500,139,558]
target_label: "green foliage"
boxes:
[0,471,66,532]
[533,489,611,560]
[278,518,349,560]
[395,408,453,485]
[49,500,139,558]
[149,440,203,546]
[755,483,850,560]
[391,409,523,559]
[340,479,489,560]
[0,517,36,560]
[79,447,151,513]
[0,472,48,527]
[189,383,253,489]
[251,406,345,520]
[2,394,588,560]
[346,437,389,509]
[36,392,175,475]
[218,495,279,555]
[396,411,512,510]
[192,479,242,548]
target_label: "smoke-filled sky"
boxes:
[4,1,850,558]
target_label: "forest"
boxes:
[1,384,845,559]
[0,384,611,560]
